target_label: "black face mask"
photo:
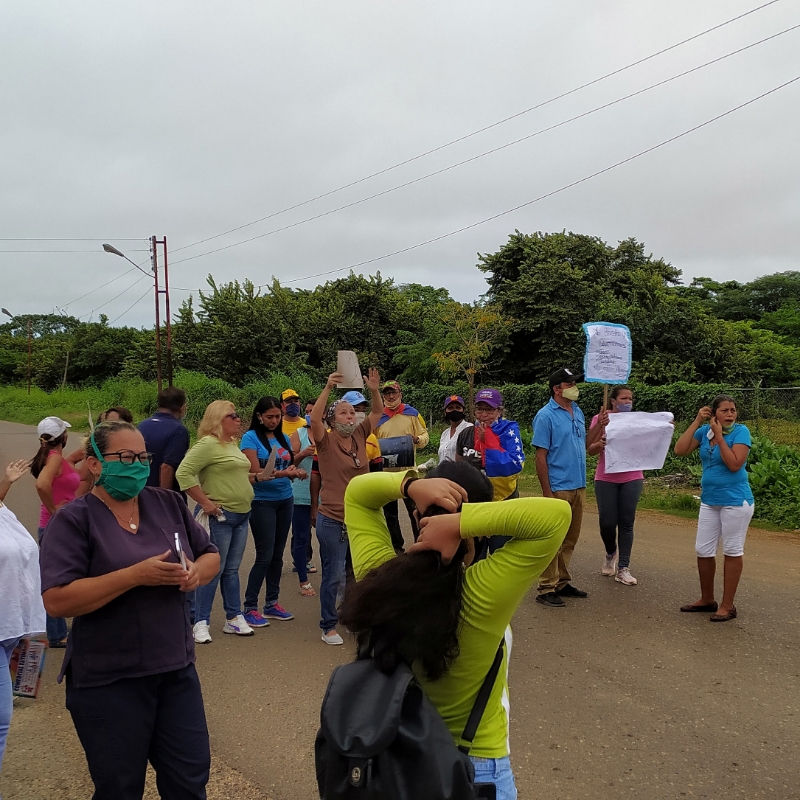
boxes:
[444,410,466,423]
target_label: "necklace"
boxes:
[336,436,361,468]
[96,494,139,531]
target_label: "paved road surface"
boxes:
[1,419,799,799]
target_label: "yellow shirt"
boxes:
[282,417,308,436]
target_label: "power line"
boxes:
[109,284,153,325]
[79,274,148,320]
[271,75,799,287]
[63,267,138,310]
[0,238,145,242]
[168,0,783,258]
[167,21,800,271]
[0,249,149,253]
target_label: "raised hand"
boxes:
[409,513,463,564]
[696,406,712,425]
[364,367,381,394]
[406,477,468,517]
[326,372,345,390]
[4,460,30,483]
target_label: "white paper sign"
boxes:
[582,322,632,384]
[604,411,674,473]
[336,350,364,389]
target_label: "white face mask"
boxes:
[354,412,366,424]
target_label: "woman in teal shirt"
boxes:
[674,394,754,622]
[340,461,570,799]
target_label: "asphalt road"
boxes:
[1,419,799,799]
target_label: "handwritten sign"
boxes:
[336,350,364,389]
[604,411,674,473]
[582,322,632,384]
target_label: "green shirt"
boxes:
[345,471,570,758]
[176,435,254,513]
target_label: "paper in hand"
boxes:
[604,412,675,473]
[336,350,364,389]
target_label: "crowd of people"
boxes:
[0,371,758,799]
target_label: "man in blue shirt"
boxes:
[532,368,607,607]
[138,387,190,493]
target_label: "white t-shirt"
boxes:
[0,503,46,642]
[438,420,473,463]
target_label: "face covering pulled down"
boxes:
[91,433,149,501]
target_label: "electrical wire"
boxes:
[0,249,149,253]
[63,268,138,310]
[78,274,149,320]
[0,238,145,241]
[109,284,153,325]
[166,21,800,271]
[168,0,783,257]
[268,74,799,287]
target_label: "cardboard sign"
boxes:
[336,351,364,389]
[10,638,47,699]
[582,322,632,384]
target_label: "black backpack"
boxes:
[315,641,505,800]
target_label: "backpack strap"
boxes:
[458,638,506,754]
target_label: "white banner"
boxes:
[604,411,674,473]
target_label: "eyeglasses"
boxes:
[225,412,241,420]
[101,450,153,465]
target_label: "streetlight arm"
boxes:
[102,244,152,277]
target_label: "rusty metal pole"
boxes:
[27,318,32,395]
[151,235,163,392]
[161,237,173,387]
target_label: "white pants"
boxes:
[695,501,754,558]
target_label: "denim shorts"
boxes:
[470,756,517,800]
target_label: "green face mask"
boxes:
[562,386,580,402]
[91,434,150,501]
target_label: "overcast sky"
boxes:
[2,0,798,328]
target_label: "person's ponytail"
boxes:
[30,432,67,478]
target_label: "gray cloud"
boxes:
[1,0,798,326]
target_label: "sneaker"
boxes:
[222,615,255,636]
[193,620,212,644]
[615,568,638,586]
[263,604,295,621]
[535,592,565,608]
[322,630,344,646]
[555,584,588,598]
[602,552,618,576]
[243,610,270,628]
[307,562,318,574]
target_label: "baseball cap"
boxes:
[37,416,71,439]
[341,391,367,406]
[443,394,465,409]
[380,381,401,393]
[474,388,503,408]
[548,367,583,388]
[281,389,300,402]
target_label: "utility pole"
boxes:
[151,235,173,389]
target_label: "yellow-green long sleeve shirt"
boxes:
[176,435,254,513]
[344,471,570,758]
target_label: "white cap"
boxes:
[37,416,72,439]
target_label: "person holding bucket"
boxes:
[374,380,429,548]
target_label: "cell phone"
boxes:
[174,532,188,570]
[475,782,497,800]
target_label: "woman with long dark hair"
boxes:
[674,394,754,622]
[31,416,80,648]
[340,460,570,799]
[40,420,220,799]
[589,385,644,586]
[240,397,306,627]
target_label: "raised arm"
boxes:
[674,407,710,456]
[311,372,342,443]
[0,460,30,503]
[364,368,384,429]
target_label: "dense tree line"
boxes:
[2,231,799,391]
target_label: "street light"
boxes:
[102,239,173,390]
[1,307,32,395]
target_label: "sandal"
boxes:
[300,582,316,597]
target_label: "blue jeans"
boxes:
[0,638,20,779]
[291,503,312,583]
[316,513,348,633]
[195,510,251,623]
[471,756,517,800]
[244,498,293,613]
[39,527,68,645]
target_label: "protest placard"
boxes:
[10,638,47,699]
[336,351,364,389]
[582,322,632,384]
[604,411,675,473]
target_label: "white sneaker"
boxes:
[223,614,255,636]
[615,568,638,586]
[602,552,618,576]
[193,620,212,644]
[321,630,344,646]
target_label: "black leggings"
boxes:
[594,479,644,569]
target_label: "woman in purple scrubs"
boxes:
[40,421,220,800]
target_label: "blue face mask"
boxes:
[615,403,633,412]
[305,414,312,425]
[285,403,301,417]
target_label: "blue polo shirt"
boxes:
[138,411,190,493]
[532,398,587,492]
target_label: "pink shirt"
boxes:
[591,414,644,484]
[39,452,81,529]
